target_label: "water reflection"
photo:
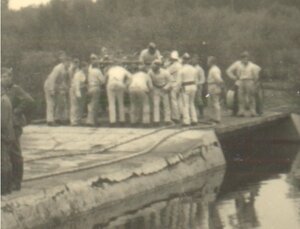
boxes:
[56,142,300,229]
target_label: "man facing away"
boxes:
[148,59,172,127]
[139,42,162,71]
[191,55,206,119]
[69,60,88,126]
[86,54,105,126]
[226,51,261,117]
[167,51,183,124]
[178,53,199,126]
[44,53,70,126]
[207,56,224,123]
[2,67,34,191]
[106,63,132,127]
[128,64,153,127]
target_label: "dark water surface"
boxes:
[60,133,300,229]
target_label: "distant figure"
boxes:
[106,65,131,127]
[148,59,172,126]
[128,64,153,127]
[2,67,34,191]
[191,55,206,119]
[1,78,14,195]
[178,53,199,126]
[226,51,261,117]
[69,60,88,126]
[139,42,162,71]
[44,53,71,126]
[167,51,183,124]
[86,54,105,126]
[207,56,223,123]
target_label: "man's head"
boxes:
[148,42,157,55]
[80,61,89,75]
[191,54,200,66]
[241,51,250,65]
[182,53,191,64]
[170,51,179,63]
[1,67,13,87]
[90,53,99,65]
[151,59,162,72]
[207,56,217,67]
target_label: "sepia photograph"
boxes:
[1,0,300,228]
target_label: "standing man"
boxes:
[207,56,224,123]
[2,67,34,191]
[148,59,172,126]
[191,55,206,119]
[86,54,105,126]
[178,53,199,126]
[1,76,14,195]
[106,64,131,127]
[128,64,153,127]
[167,51,183,124]
[139,42,162,71]
[69,60,88,126]
[226,51,261,117]
[44,53,70,126]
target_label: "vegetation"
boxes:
[2,0,300,117]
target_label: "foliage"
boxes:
[2,0,300,117]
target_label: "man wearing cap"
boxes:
[106,64,132,127]
[128,64,153,127]
[207,56,224,123]
[2,67,34,191]
[178,53,199,126]
[191,55,206,119]
[148,59,172,126]
[226,51,261,117]
[69,60,88,126]
[44,53,70,125]
[167,51,183,123]
[139,42,162,71]
[86,54,105,126]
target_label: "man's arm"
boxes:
[14,85,35,116]
[226,62,238,81]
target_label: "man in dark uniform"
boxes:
[1,75,15,195]
[2,67,35,191]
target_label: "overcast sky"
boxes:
[9,0,50,10]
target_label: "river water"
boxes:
[59,133,300,229]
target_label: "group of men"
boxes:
[44,43,262,128]
[1,68,34,195]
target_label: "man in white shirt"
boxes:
[86,54,105,126]
[167,51,183,123]
[178,53,199,126]
[128,64,153,127]
[44,53,70,125]
[139,42,162,71]
[191,55,206,119]
[226,51,261,117]
[148,59,172,126]
[207,56,224,123]
[106,65,131,127]
[69,60,87,126]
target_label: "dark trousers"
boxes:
[1,143,12,195]
[10,126,24,188]
[232,85,239,116]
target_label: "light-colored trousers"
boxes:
[107,86,125,124]
[69,88,85,125]
[129,89,150,124]
[208,93,221,122]
[86,87,100,125]
[182,85,198,125]
[238,80,257,116]
[45,89,56,122]
[152,87,171,123]
[170,86,183,121]
[55,90,69,121]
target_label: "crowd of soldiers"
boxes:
[1,43,261,195]
[44,42,261,128]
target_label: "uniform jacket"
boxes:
[148,68,172,91]
[128,71,153,92]
[44,63,69,93]
[106,66,131,90]
[139,49,162,65]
